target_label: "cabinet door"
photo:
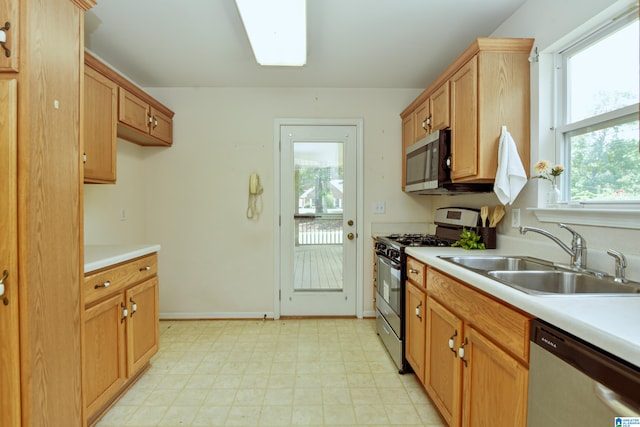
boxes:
[0,78,20,427]
[84,66,117,183]
[425,297,463,427]
[461,326,528,427]
[0,1,18,72]
[450,56,478,181]
[118,87,150,134]
[414,99,430,141]
[430,82,450,131]
[149,107,172,145]
[84,293,127,416]
[126,278,159,376]
[401,114,414,191]
[405,282,426,382]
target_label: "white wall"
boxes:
[86,87,435,318]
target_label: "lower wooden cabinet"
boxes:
[83,255,159,426]
[425,296,463,426]
[405,265,531,427]
[405,282,427,382]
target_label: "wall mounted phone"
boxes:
[247,173,264,219]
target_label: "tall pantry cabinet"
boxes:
[0,0,95,426]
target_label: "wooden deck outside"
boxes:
[294,244,343,290]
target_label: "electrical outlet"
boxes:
[511,208,520,228]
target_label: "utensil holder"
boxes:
[479,227,497,249]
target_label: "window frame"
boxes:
[554,10,640,206]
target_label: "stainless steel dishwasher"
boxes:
[528,319,640,426]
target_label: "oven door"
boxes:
[376,253,402,336]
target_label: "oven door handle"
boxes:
[378,254,401,270]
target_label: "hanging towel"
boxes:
[494,126,527,205]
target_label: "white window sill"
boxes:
[529,207,640,229]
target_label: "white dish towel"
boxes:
[494,126,527,205]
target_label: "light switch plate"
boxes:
[373,201,386,214]
[511,208,520,228]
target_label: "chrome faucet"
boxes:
[606,249,627,283]
[519,223,587,269]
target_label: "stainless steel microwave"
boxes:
[404,129,492,195]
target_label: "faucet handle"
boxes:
[607,249,627,283]
[558,223,586,245]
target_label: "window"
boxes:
[557,11,639,204]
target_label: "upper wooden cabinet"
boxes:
[84,66,117,183]
[85,51,174,147]
[400,38,533,186]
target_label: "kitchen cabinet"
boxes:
[425,268,530,427]
[118,88,173,146]
[401,114,415,191]
[450,46,531,183]
[83,253,159,426]
[1,1,93,426]
[0,78,20,427]
[406,281,426,382]
[404,256,427,383]
[400,38,532,189]
[84,65,117,183]
[85,51,174,148]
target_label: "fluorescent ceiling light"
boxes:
[235,0,307,66]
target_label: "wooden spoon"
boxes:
[489,205,505,227]
[480,206,489,227]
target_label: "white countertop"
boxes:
[405,243,640,368]
[85,244,161,273]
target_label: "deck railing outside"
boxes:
[295,214,343,245]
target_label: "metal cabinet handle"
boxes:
[94,280,111,289]
[458,338,469,366]
[415,301,422,320]
[121,302,128,323]
[0,270,8,297]
[153,117,158,129]
[409,268,418,274]
[139,266,151,272]
[0,22,12,58]
[448,330,458,355]
[130,297,137,317]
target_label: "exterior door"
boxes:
[280,124,358,316]
[0,78,20,427]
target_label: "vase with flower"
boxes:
[533,160,564,207]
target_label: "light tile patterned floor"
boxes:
[96,318,445,427]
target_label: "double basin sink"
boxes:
[439,255,640,296]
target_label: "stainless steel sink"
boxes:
[438,255,640,296]
[488,270,640,295]
[440,255,557,272]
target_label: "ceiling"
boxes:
[85,0,528,89]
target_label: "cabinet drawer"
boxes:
[427,268,531,363]
[406,257,426,288]
[84,254,157,306]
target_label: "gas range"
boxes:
[375,207,481,373]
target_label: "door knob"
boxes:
[347,233,355,240]
[347,220,354,226]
